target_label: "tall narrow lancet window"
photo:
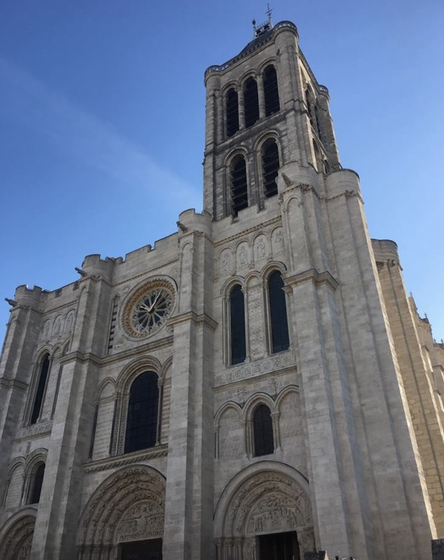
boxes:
[244,78,259,128]
[30,354,50,424]
[268,271,290,353]
[262,139,280,198]
[230,285,246,365]
[226,88,239,137]
[263,65,280,116]
[29,463,45,504]
[124,371,159,454]
[230,156,248,215]
[253,404,274,456]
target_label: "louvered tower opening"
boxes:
[263,65,280,116]
[230,156,248,215]
[262,139,279,198]
[244,78,259,128]
[226,88,239,137]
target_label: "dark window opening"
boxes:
[305,86,315,128]
[263,65,280,116]
[244,78,259,128]
[30,354,50,424]
[262,139,280,198]
[124,371,159,454]
[226,88,239,137]
[253,404,274,456]
[230,156,248,215]
[29,463,45,504]
[230,285,246,365]
[323,160,331,174]
[269,271,290,353]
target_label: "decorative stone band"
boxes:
[285,268,339,292]
[16,420,53,441]
[83,444,168,474]
[167,311,218,331]
[216,350,296,386]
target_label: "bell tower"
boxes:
[205,16,435,560]
[203,18,340,220]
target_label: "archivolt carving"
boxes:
[77,465,165,560]
[0,513,35,560]
[215,465,314,558]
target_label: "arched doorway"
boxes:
[214,462,315,560]
[77,465,165,560]
[0,511,36,560]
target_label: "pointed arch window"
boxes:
[28,463,45,504]
[124,371,159,454]
[262,139,280,198]
[268,271,290,353]
[30,354,50,424]
[263,65,280,116]
[230,155,248,215]
[226,88,239,137]
[230,284,246,365]
[253,404,274,456]
[244,78,259,128]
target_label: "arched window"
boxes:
[253,404,274,456]
[268,271,290,353]
[30,354,50,424]
[124,371,159,454]
[262,139,280,198]
[244,78,259,128]
[28,463,45,504]
[230,156,248,215]
[230,285,246,365]
[263,65,280,116]
[226,88,239,137]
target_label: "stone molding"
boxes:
[15,421,53,441]
[0,378,28,392]
[168,311,218,331]
[214,217,281,248]
[215,350,296,387]
[285,268,339,291]
[83,445,168,473]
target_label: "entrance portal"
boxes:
[120,538,162,560]
[258,532,300,560]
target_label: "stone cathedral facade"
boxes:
[1,17,444,560]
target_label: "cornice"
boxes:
[83,445,168,473]
[60,335,174,367]
[0,377,28,391]
[168,311,218,331]
[285,268,339,291]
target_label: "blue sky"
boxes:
[0,0,443,345]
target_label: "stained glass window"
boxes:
[269,271,290,353]
[124,372,159,454]
[30,354,50,424]
[253,404,274,456]
[230,285,246,365]
[29,463,45,504]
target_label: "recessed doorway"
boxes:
[258,531,300,560]
[120,538,163,560]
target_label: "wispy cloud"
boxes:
[0,57,199,205]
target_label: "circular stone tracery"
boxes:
[123,280,175,339]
